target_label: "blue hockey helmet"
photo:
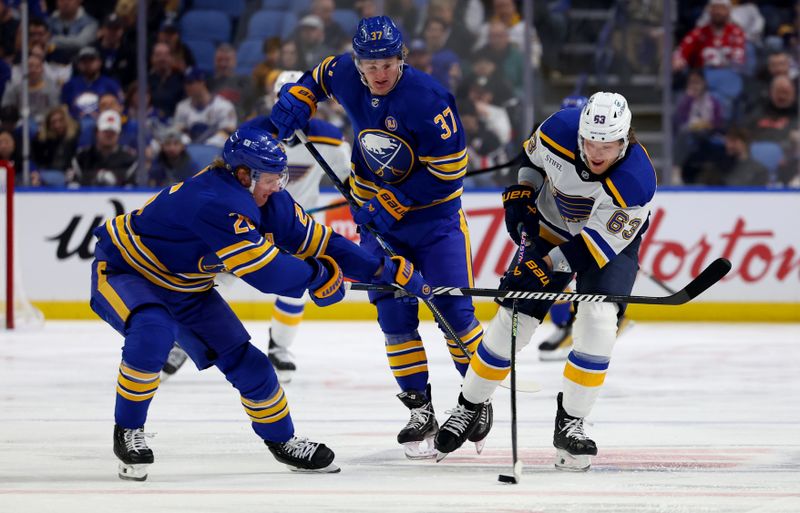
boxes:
[352,16,404,60]
[561,94,589,110]
[223,128,288,189]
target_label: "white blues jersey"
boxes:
[519,108,657,272]
[174,94,238,147]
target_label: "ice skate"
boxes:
[553,392,597,472]
[113,424,154,481]
[265,436,340,473]
[396,384,438,459]
[268,332,296,384]
[467,399,493,454]
[538,324,573,361]
[161,343,188,380]
[434,394,482,461]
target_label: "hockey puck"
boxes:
[497,474,518,484]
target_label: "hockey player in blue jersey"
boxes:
[435,92,657,472]
[270,15,490,459]
[91,127,430,480]
[161,71,352,383]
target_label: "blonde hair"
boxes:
[38,105,78,142]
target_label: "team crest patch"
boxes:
[385,116,397,131]
[526,136,537,155]
[358,129,414,182]
[581,170,590,180]
[371,98,380,108]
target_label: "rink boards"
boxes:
[12,188,800,321]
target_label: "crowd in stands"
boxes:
[0,0,797,189]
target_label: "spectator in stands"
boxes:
[25,17,74,66]
[174,68,237,148]
[699,126,769,185]
[0,0,20,60]
[0,129,19,177]
[32,105,79,174]
[425,0,475,59]
[672,0,746,71]
[148,41,185,119]
[673,70,725,172]
[406,39,432,74]
[95,93,138,150]
[156,19,195,74]
[695,0,764,45]
[48,0,99,62]
[422,17,462,91]
[148,127,198,187]
[93,13,136,88]
[60,46,123,120]
[464,81,511,147]
[474,20,524,95]
[208,44,255,121]
[252,37,282,99]
[68,109,137,187]
[294,15,333,71]
[475,0,542,70]
[385,0,420,37]
[353,0,378,19]
[460,101,507,188]
[745,74,797,149]
[777,130,800,187]
[310,0,349,51]
[11,43,72,89]
[460,51,515,111]
[278,40,302,71]
[0,58,8,103]
[1,53,60,126]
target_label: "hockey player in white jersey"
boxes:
[161,71,351,383]
[435,92,657,471]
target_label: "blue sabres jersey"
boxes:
[94,166,321,298]
[304,53,468,218]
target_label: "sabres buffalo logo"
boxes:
[358,129,414,183]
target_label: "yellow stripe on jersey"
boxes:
[539,224,567,246]
[407,188,463,211]
[307,135,342,146]
[312,55,335,97]
[564,362,606,387]
[421,149,468,180]
[296,222,332,259]
[96,261,130,321]
[539,131,575,160]
[218,238,280,277]
[604,177,628,208]
[580,232,610,268]
[459,209,474,286]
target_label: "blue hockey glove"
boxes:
[502,184,539,245]
[306,255,345,307]
[496,244,553,311]
[270,83,317,140]
[353,185,410,232]
[375,255,432,300]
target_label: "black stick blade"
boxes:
[498,474,518,484]
[682,258,732,301]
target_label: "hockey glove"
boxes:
[375,255,433,300]
[496,244,553,310]
[353,184,410,232]
[502,184,539,245]
[270,83,317,140]
[306,255,345,307]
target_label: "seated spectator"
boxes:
[0,0,20,60]
[746,74,798,144]
[673,70,725,170]
[93,13,136,88]
[251,37,281,99]
[0,58,8,102]
[460,101,507,188]
[208,44,255,121]
[295,15,334,70]
[156,19,195,74]
[697,126,769,185]
[406,40,432,75]
[695,0,764,46]
[148,42,185,119]
[672,0,746,72]
[354,0,378,19]
[68,110,137,187]
[24,17,74,67]
[148,127,198,187]
[464,82,511,146]
[422,17,462,91]
[475,0,542,68]
[278,40,302,71]
[11,43,72,90]
[385,0,420,38]
[60,46,123,120]
[2,53,61,125]
[173,68,237,147]
[473,20,524,95]
[32,105,79,174]
[48,0,99,62]
[310,0,350,51]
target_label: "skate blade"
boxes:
[275,369,294,384]
[554,449,591,472]
[435,451,450,463]
[287,463,341,473]
[474,438,486,455]
[118,462,149,481]
[402,439,438,460]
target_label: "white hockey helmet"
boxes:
[272,70,304,95]
[578,91,632,165]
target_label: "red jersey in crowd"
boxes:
[676,23,746,69]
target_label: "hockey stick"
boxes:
[498,233,527,485]
[295,129,541,394]
[307,200,348,215]
[345,257,732,306]
[639,267,676,295]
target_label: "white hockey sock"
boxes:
[271,295,307,348]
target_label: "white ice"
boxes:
[1,320,799,513]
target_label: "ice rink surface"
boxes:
[1,319,799,513]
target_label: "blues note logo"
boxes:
[358,129,414,182]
